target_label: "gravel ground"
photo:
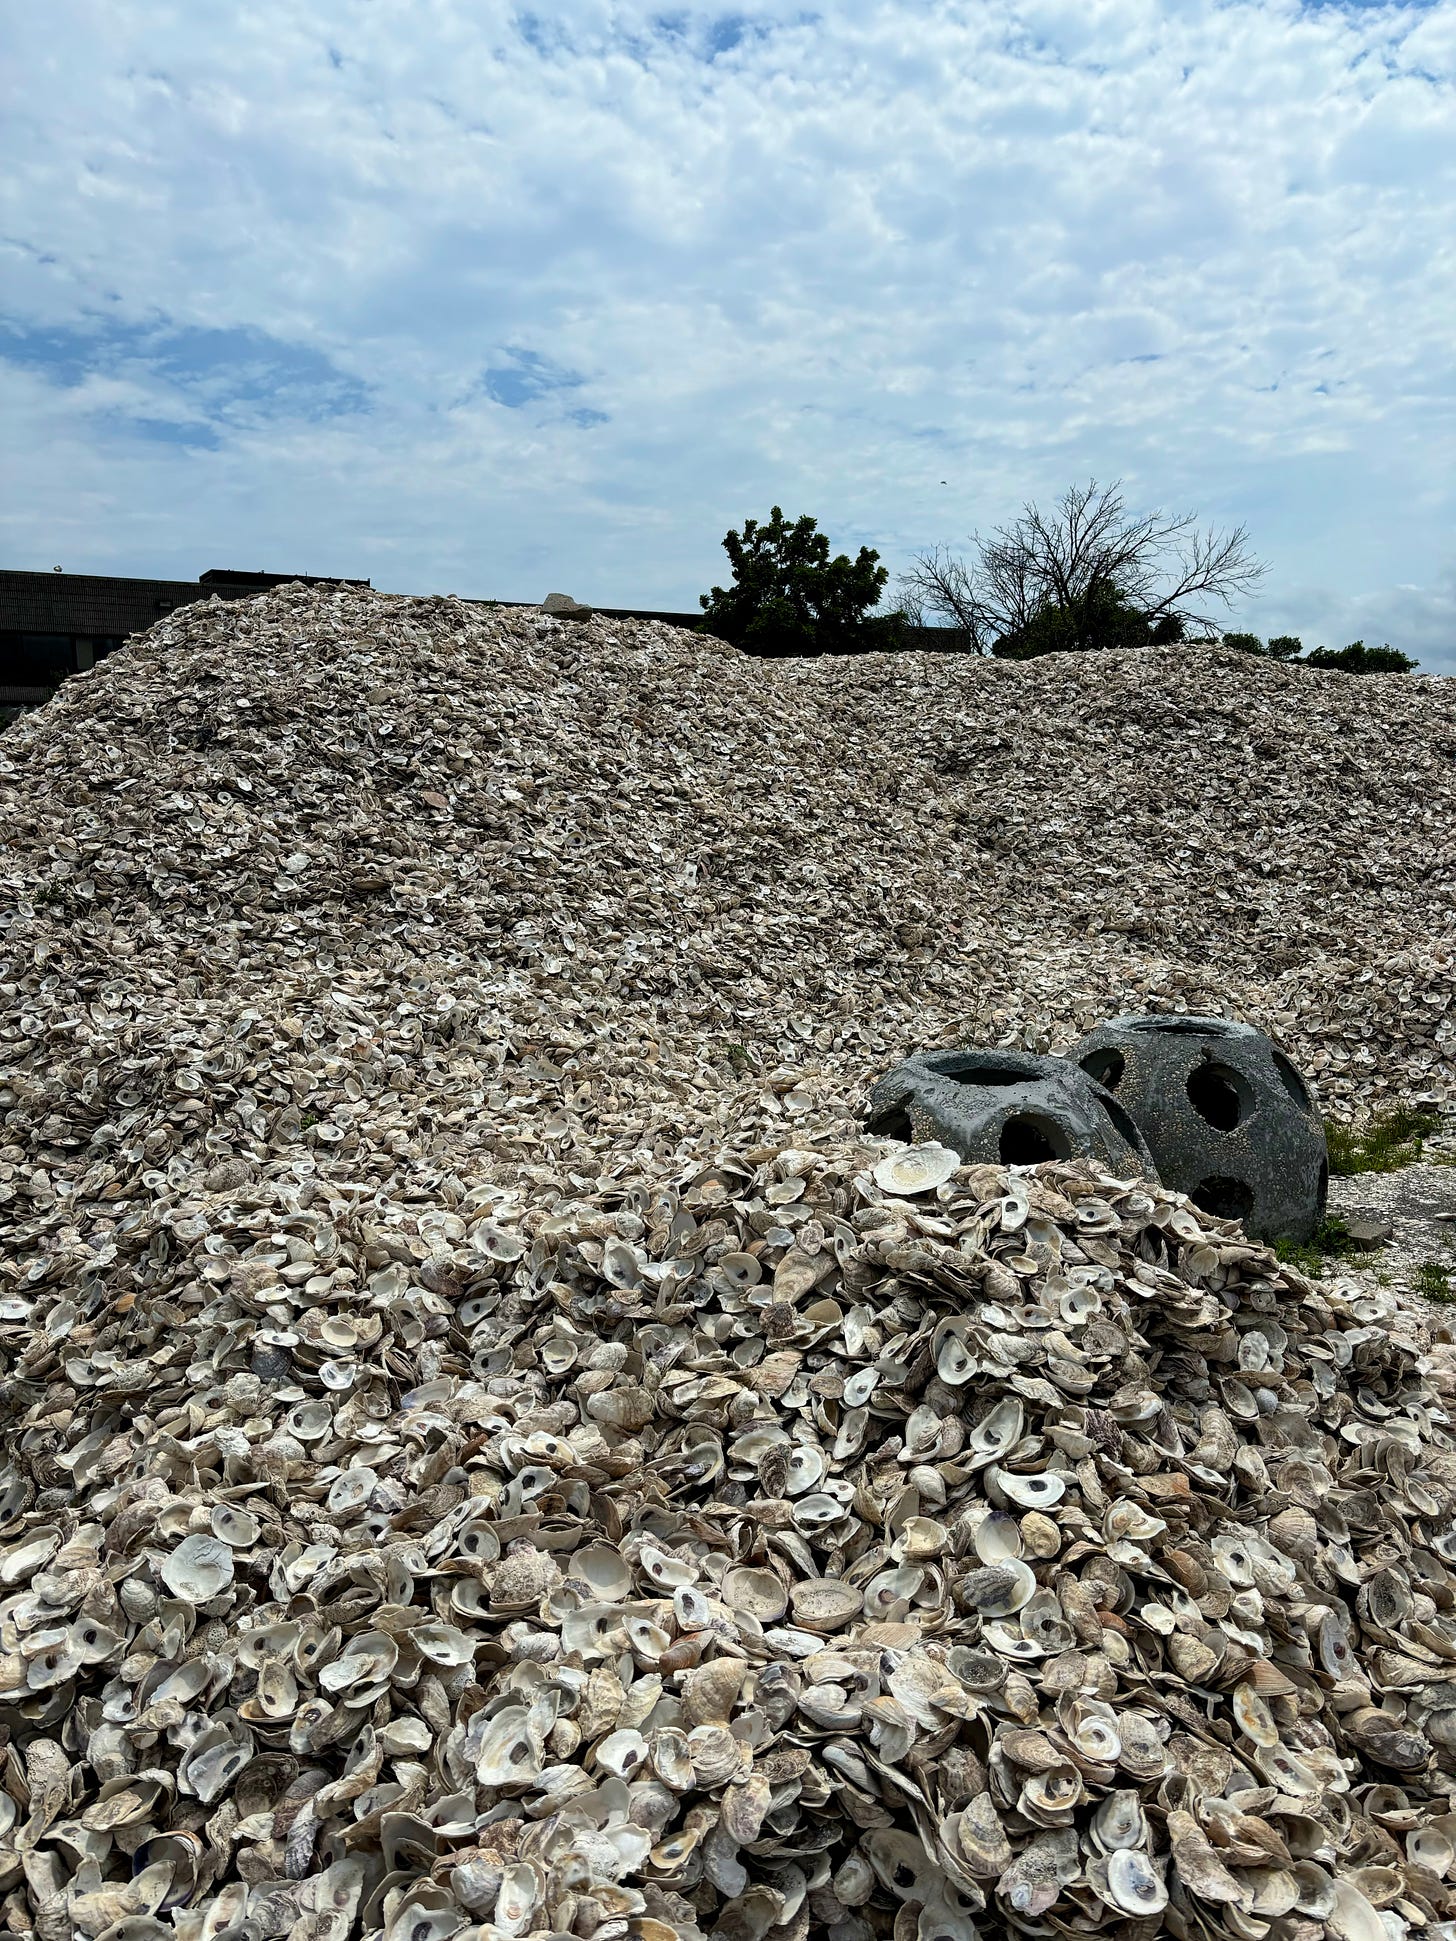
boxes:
[1325,1113,1456,1343]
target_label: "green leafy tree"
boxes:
[1305,640,1417,674]
[1222,632,1308,660]
[696,507,908,657]
[1222,632,1416,672]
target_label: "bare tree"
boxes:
[890,546,986,653]
[897,479,1266,655]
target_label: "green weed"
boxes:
[1415,1261,1454,1303]
[1325,1103,1442,1176]
[1273,1214,1364,1277]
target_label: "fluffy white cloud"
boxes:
[2,0,1453,666]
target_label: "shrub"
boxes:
[1221,631,1304,660]
[1221,633,1416,673]
[1305,640,1418,674]
[994,585,1163,660]
[696,507,907,657]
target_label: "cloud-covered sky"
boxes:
[3,0,1454,666]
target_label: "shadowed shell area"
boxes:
[1,585,1455,1941]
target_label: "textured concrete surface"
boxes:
[865,1046,1156,1178]
[1066,1014,1327,1243]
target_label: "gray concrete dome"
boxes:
[864,1048,1157,1180]
[1064,1014,1327,1243]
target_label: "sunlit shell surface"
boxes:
[0,585,1455,1941]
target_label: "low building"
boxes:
[0,567,369,705]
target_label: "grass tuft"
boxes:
[1325,1103,1442,1176]
[1416,1261,1454,1303]
[1274,1214,1364,1277]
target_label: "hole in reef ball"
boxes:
[999,1114,1072,1165]
[1317,1157,1329,1218]
[1270,1045,1312,1110]
[935,1060,1035,1087]
[1191,1176,1256,1221]
[1187,1060,1249,1132]
[1131,1017,1235,1038]
[866,1106,914,1143]
[1081,1048,1125,1090]
[1098,1091,1145,1156]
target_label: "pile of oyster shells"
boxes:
[1,584,1455,1941]
[2,1135,1455,1941]
[0,585,1451,1210]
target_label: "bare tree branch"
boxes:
[893,546,994,654]
[893,586,927,630]
[1143,521,1266,632]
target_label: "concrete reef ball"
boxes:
[864,1048,1157,1180]
[1065,1014,1327,1243]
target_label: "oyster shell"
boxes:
[872,1142,961,1196]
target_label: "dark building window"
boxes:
[16,634,77,679]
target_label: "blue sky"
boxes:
[2,0,1454,667]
